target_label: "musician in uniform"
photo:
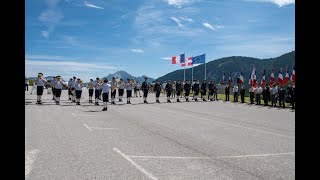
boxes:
[193,80,200,102]
[200,80,207,101]
[35,73,47,104]
[94,78,102,106]
[53,76,66,105]
[176,80,182,102]
[118,79,125,102]
[184,80,191,102]
[171,81,176,99]
[68,78,73,100]
[141,77,149,104]
[71,76,77,102]
[75,78,83,105]
[165,80,172,103]
[110,77,118,105]
[125,78,133,104]
[154,80,161,103]
[51,76,56,101]
[87,79,94,103]
[102,78,111,111]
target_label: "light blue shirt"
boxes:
[102,83,111,93]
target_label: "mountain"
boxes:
[104,70,155,83]
[156,51,295,84]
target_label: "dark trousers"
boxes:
[89,89,94,97]
[167,90,172,97]
[185,91,190,97]
[233,92,238,102]
[249,92,254,104]
[177,90,181,96]
[55,89,62,97]
[241,93,245,103]
[271,95,277,107]
[156,91,160,97]
[279,97,285,108]
[256,94,261,105]
[263,95,268,106]
[119,89,124,96]
[127,90,132,98]
[95,89,100,99]
[194,90,199,96]
[37,86,44,96]
[214,92,217,100]
[75,90,82,99]
[143,90,148,98]
[102,92,109,102]
[68,88,72,95]
[225,93,229,101]
[111,90,116,99]
[201,90,207,99]
[291,97,295,109]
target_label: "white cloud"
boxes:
[170,17,183,27]
[164,0,201,7]
[84,1,104,9]
[38,0,64,39]
[245,0,295,7]
[179,16,194,22]
[202,22,223,30]
[25,55,72,61]
[161,57,172,60]
[130,49,144,53]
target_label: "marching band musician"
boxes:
[208,80,215,101]
[35,73,47,104]
[71,76,77,102]
[94,78,102,106]
[102,78,111,111]
[118,79,125,102]
[125,78,133,104]
[68,78,73,100]
[200,80,207,101]
[176,80,182,102]
[74,78,83,105]
[165,80,172,103]
[110,77,118,105]
[184,80,191,102]
[51,76,56,101]
[87,79,94,103]
[54,76,67,105]
[193,80,200,102]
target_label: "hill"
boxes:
[104,70,155,83]
[156,51,295,84]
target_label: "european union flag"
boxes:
[180,54,185,63]
[192,54,205,64]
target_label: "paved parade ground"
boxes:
[25,87,295,179]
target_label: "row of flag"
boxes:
[222,66,295,87]
[171,53,206,66]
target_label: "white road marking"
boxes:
[90,127,120,130]
[25,149,40,178]
[113,148,158,180]
[128,152,295,159]
[83,124,92,131]
[148,106,294,139]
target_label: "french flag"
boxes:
[239,69,244,85]
[283,67,290,85]
[172,54,185,65]
[249,67,257,87]
[277,67,284,85]
[261,69,266,86]
[187,57,192,66]
[290,65,295,83]
[270,68,275,86]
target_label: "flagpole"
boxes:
[204,54,206,80]
[184,52,185,82]
[191,55,193,83]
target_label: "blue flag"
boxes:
[192,54,205,64]
[180,54,185,63]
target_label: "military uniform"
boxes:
[35,73,47,104]
[208,81,215,101]
[200,80,208,101]
[249,86,255,104]
[240,86,246,103]
[141,78,149,103]
[74,78,83,105]
[88,79,94,103]
[110,77,118,105]
[184,80,191,102]
[165,80,173,103]
[262,84,269,106]
[102,79,111,111]
[193,80,200,102]
[176,81,183,102]
[278,85,286,108]
[255,85,262,105]
[225,84,230,101]
[154,80,161,103]
[287,84,295,109]
[68,78,73,100]
[53,76,66,105]
[233,84,239,102]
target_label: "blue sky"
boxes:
[26,0,295,81]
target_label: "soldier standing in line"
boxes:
[110,77,118,105]
[200,80,208,101]
[262,83,269,106]
[165,80,172,103]
[213,83,218,101]
[101,78,111,111]
[192,80,200,102]
[125,79,133,104]
[118,79,125,102]
[278,84,286,108]
[35,73,47,104]
[255,84,262,105]
[208,80,215,101]
[287,83,295,109]
[240,85,246,103]
[141,77,149,104]
[154,80,161,103]
[225,84,230,101]
[87,79,94,103]
[184,80,191,102]
[74,78,83,105]
[270,84,278,107]
[249,85,255,104]
[233,84,239,102]
[176,80,182,102]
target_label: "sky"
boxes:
[25,0,295,81]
